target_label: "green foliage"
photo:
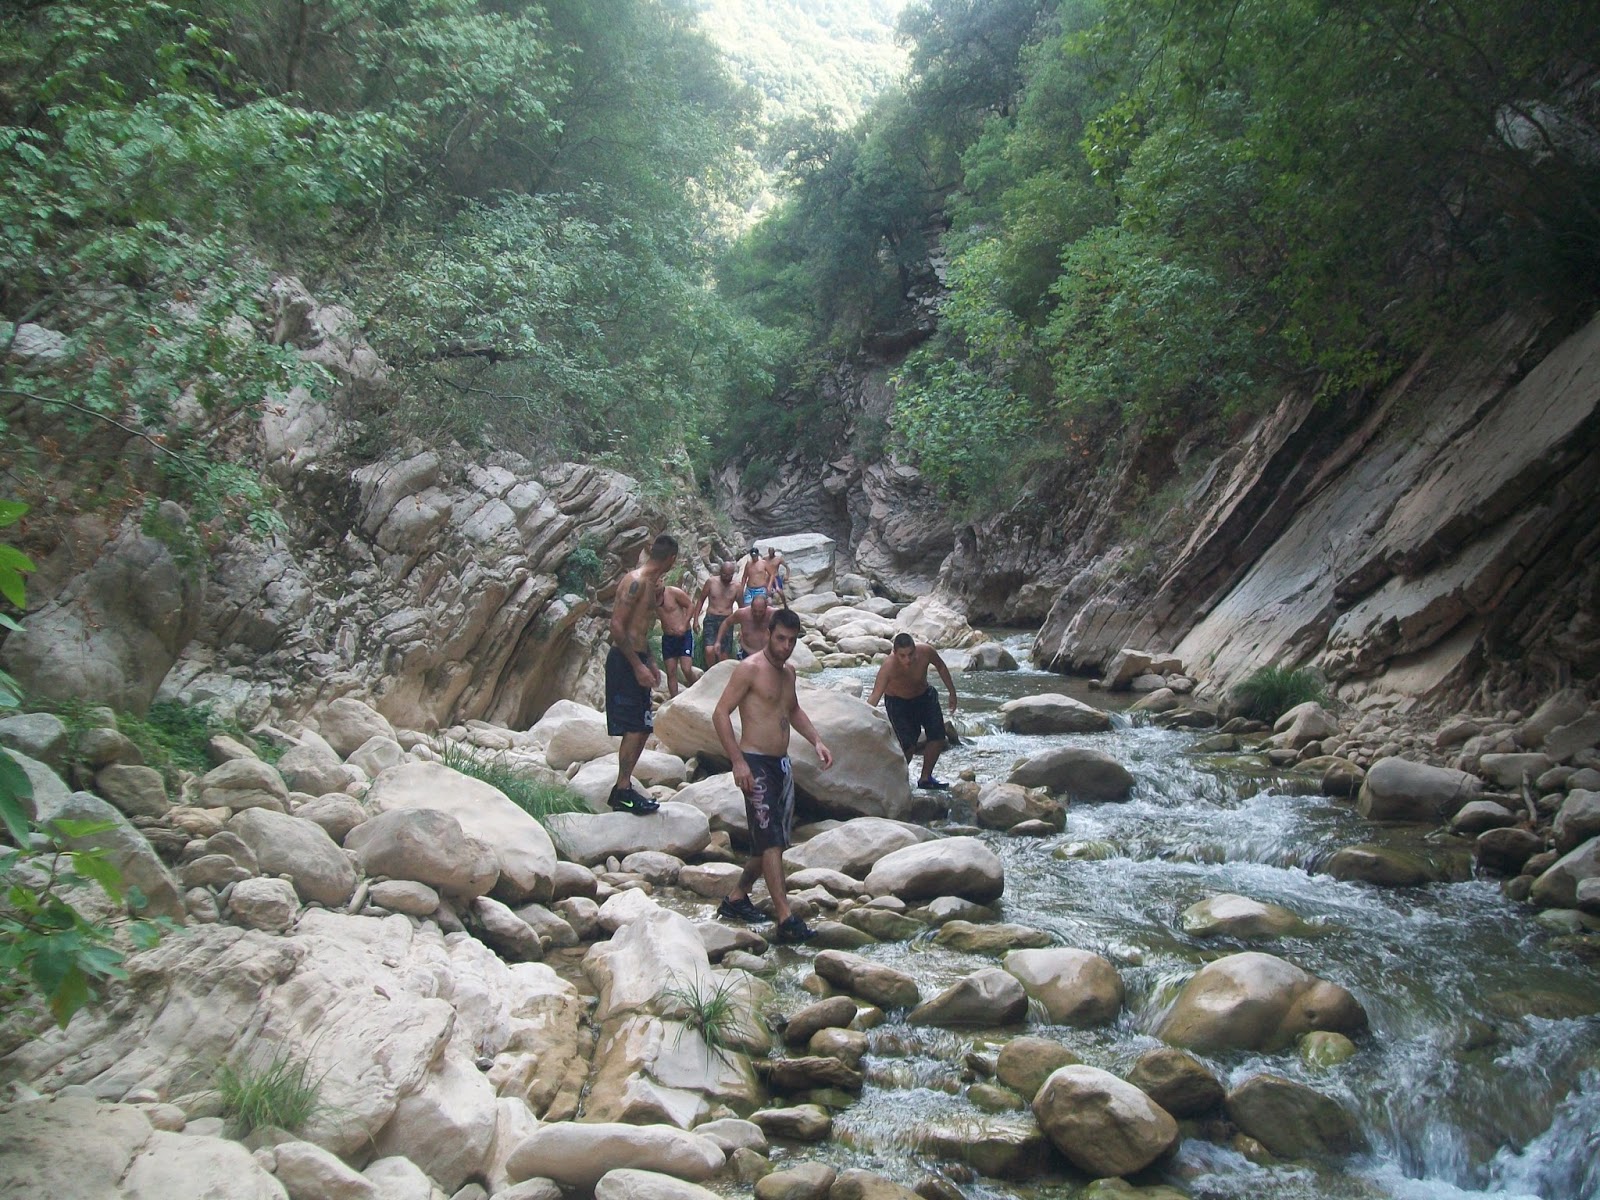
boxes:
[890,351,1037,508]
[215,1045,326,1136]
[557,539,606,596]
[660,971,752,1062]
[1229,666,1330,724]
[436,746,589,822]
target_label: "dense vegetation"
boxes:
[0,0,781,516]
[721,0,1600,509]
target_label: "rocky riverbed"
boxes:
[2,611,1598,1200]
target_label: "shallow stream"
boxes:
[749,633,1600,1200]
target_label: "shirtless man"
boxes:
[656,577,698,698]
[764,547,788,606]
[718,594,771,661]
[695,560,740,666]
[605,533,678,814]
[713,607,831,943]
[739,547,777,605]
[867,632,959,791]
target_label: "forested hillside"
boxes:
[721,0,1600,513]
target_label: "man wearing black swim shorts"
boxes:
[657,577,698,698]
[606,533,678,814]
[712,607,832,943]
[868,632,959,791]
[695,560,739,666]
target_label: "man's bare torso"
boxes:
[733,651,795,756]
[704,574,740,616]
[880,645,935,698]
[615,567,661,652]
[659,585,692,635]
[743,556,776,591]
[730,606,770,653]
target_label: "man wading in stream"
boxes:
[713,607,831,943]
[868,632,959,790]
[605,533,677,814]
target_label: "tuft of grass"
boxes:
[215,1047,326,1136]
[1230,665,1330,723]
[438,745,590,820]
[46,697,278,786]
[660,972,752,1062]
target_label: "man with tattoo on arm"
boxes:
[713,607,831,943]
[605,533,677,814]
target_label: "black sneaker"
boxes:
[608,787,660,815]
[917,777,951,791]
[774,915,817,944]
[718,895,766,923]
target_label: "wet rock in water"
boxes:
[783,996,860,1047]
[1450,799,1519,835]
[813,951,921,1010]
[1530,836,1600,908]
[934,920,1053,955]
[749,1104,833,1142]
[1357,757,1480,822]
[1179,894,1307,940]
[1321,843,1441,887]
[1321,758,1366,798]
[1555,789,1600,853]
[754,1162,837,1200]
[917,896,996,925]
[828,1168,924,1200]
[1032,1065,1179,1178]
[862,837,1004,904]
[1002,947,1125,1026]
[1131,688,1180,714]
[505,1123,724,1191]
[996,1036,1081,1101]
[1155,951,1367,1053]
[1298,1031,1359,1070]
[908,968,1028,1028]
[914,1114,1052,1179]
[1007,748,1135,802]
[783,817,933,877]
[595,1167,723,1200]
[968,1082,1025,1112]
[1125,1047,1224,1118]
[808,921,879,950]
[964,642,1020,671]
[998,694,1113,735]
[1476,826,1542,874]
[1224,1074,1365,1160]
[787,867,867,898]
[758,1056,864,1094]
[842,907,925,942]
[808,1028,868,1068]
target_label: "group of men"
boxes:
[602,533,957,944]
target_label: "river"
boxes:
[749,633,1600,1200]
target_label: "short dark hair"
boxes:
[892,632,915,649]
[771,608,802,634]
[648,534,678,562]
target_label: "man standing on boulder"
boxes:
[656,575,698,698]
[606,533,677,814]
[695,560,740,666]
[739,546,777,605]
[868,632,959,790]
[718,593,772,661]
[713,607,830,943]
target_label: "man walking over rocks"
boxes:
[713,607,831,943]
[868,632,959,790]
[606,533,677,814]
[739,546,777,605]
[657,576,698,698]
[695,560,740,666]
[718,594,772,661]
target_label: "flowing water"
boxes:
[755,633,1600,1200]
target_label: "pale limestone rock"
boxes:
[273,1140,378,1200]
[370,1053,497,1192]
[95,764,170,818]
[345,807,499,898]
[1478,752,1554,789]
[1032,1065,1178,1178]
[594,1168,726,1200]
[1519,689,1590,748]
[1179,894,1306,940]
[471,896,543,961]
[1555,790,1600,853]
[362,1157,435,1200]
[908,968,1027,1027]
[1002,948,1124,1026]
[748,1105,832,1142]
[228,878,300,932]
[123,1128,289,1199]
[228,808,356,906]
[277,741,366,798]
[974,782,1062,831]
[1357,757,1480,822]
[691,1117,767,1155]
[861,837,1004,904]
[782,817,932,877]
[998,694,1112,735]
[1530,836,1600,908]
[678,861,744,898]
[347,735,407,778]
[28,781,186,921]
[484,1096,542,1195]
[894,594,984,649]
[1155,951,1367,1053]
[543,803,710,867]
[1007,747,1135,801]
[505,1123,725,1191]
[200,758,290,814]
[366,761,558,903]
[319,697,398,757]
[812,951,920,1009]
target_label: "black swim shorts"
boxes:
[703,614,727,652]
[884,686,946,753]
[743,751,796,853]
[605,646,654,735]
[661,630,693,660]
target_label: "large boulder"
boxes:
[653,663,918,821]
[669,774,749,843]
[1007,747,1135,801]
[344,807,499,897]
[1179,894,1307,940]
[199,758,290,814]
[1357,757,1480,822]
[1155,952,1367,1053]
[1225,1074,1365,1160]
[1002,948,1124,1026]
[366,761,558,902]
[1530,836,1600,909]
[908,968,1027,1027]
[782,817,931,877]
[228,808,356,907]
[541,706,619,770]
[27,777,185,921]
[861,837,1004,904]
[1031,1065,1179,1178]
[756,533,836,598]
[1125,1048,1225,1118]
[505,1123,725,1191]
[1554,790,1600,853]
[543,803,711,867]
[316,696,398,758]
[812,950,921,1010]
[894,594,985,649]
[974,782,1062,831]
[997,694,1113,735]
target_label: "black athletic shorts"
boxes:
[661,630,693,660]
[703,614,727,653]
[744,751,796,853]
[884,686,946,753]
[605,646,654,735]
